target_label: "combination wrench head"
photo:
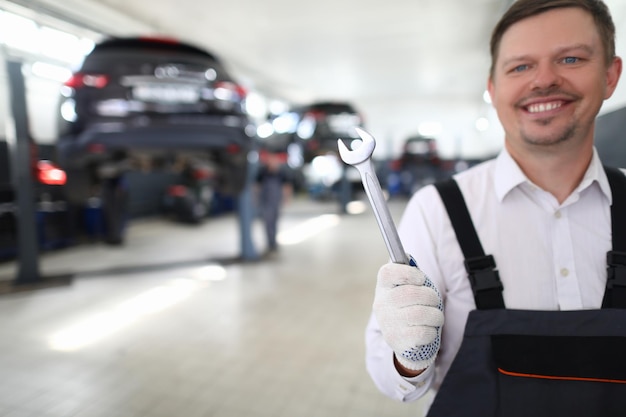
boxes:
[337,127,376,166]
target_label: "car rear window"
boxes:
[79,37,233,82]
[308,103,356,114]
[91,37,216,59]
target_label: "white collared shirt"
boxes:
[365,148,622,407]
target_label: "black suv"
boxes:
[57,36,256,242]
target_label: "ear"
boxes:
[604,56,623,99]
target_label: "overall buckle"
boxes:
[464,255,504,293]
[606,251,626,289]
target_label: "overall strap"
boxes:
[602,166,626,308]
[434,179,504,309]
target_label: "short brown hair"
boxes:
[489,0,616,78]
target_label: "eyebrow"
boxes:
[500,43,595,67]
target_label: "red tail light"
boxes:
[192,168,214,180]
[36,161,67,186]
[304,110,325,120]
[65,73,109,89]
[167,185,188,197]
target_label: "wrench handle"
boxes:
[361,169,409,265]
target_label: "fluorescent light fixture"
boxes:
[272,112,298,134]
[31,61,72,82]
[0,12,39,53]
[245,91,267,119]
[39,26,81,63]
[268,99,288,115]
[256,122,274,139]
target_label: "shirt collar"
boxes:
[493,147,612,203]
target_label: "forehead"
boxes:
[497,7,601,61]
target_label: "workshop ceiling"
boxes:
[10,0,626,158]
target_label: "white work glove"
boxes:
[373,260,444,371]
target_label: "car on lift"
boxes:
[261,101,365,162]
[388,134,446,196]
[56,36,257,243]
[259,101,365,197]
[292,101,365,163]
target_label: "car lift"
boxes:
[3,59,258,292]
[2,60,72,290]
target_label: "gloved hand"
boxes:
[373,261,444,371]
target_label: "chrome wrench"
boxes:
[338,127,443,365]
[337,127,409,265]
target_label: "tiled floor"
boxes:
[0,195,429,416]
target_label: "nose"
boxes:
[531,62,561,90]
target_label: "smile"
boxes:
[526,101,563,113]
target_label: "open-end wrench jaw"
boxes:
[337,127,409,265]
[336,127,376,166]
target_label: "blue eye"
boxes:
[512,64,529,72]
[563,56,579,64]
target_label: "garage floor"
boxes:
[0,194,429,417]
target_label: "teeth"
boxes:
[528,102,562,113]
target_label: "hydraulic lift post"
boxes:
[5,60,41,284]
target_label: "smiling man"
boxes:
[364,1,626,416]
[489,5,621,203]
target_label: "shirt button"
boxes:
[560,268,569,277]
[555,210,562,219]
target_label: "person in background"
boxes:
[365,0,625,416]
[255,151,293,252]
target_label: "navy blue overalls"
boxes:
[426,166,626,417]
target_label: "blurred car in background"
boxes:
[294,101,365,163]
[260,101,364,161]
[259,100,365,197]
[303,152,372,199]
[56,36,256,243]
[387,134,446,197]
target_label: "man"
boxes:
[365,0,625,415]
[255,151,293,252]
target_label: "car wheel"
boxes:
[176,183,214,224]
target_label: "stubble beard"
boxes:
[519,117,578,148]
